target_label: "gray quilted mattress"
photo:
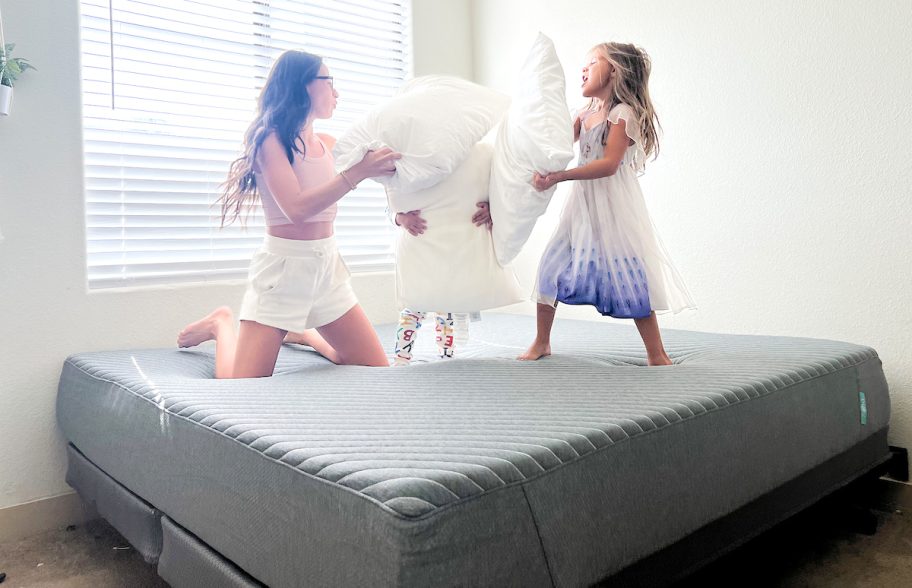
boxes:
[56,313,890,587]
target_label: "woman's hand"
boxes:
[472,201,493,230]
[396,210,427,236]
[351,147,401,182]
[532,171,560,192]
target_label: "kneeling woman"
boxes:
[178,50,399,377]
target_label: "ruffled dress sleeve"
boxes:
[607,103,647,174]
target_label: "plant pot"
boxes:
[0,84,12,116]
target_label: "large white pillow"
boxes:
[333,75,510,194]
[490,33,574,266]
[391,142,523,312]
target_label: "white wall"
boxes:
[0,0,473,512]
[412,0,474,79]
[472,0,912,450]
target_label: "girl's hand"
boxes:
[472,201,493,230]
[396,210,427,236]
[352,147,402,181]
[532,171,560,192]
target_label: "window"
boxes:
[80,0,411,288]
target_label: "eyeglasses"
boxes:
[315,75,334,89]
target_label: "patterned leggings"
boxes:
[394,309,457,364]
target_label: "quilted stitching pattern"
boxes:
[62,315,878,518]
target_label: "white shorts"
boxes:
[239,235,358,332]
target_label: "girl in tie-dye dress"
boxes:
[519,42,695,365]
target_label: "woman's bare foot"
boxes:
[517,340,551,361]
[177,306,234,348]
[284,329,340,364]
[647,353,673,366]
[283,330,311,345]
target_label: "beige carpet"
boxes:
[1,480,909,587]
[0,519,165,588]
[676,478,912,587]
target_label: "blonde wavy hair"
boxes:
[587,42,661,160]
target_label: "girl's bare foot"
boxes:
[517,341,551,361]
[177,306,234,348]
[647,353,673,366]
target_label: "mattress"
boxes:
[56,314,890,587]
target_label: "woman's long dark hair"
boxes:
[218,50,323,226]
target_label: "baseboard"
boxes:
[0,492,98,543]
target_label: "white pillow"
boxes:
[391,142,523,312]
[333,75,510,194]
[489,33,574,266]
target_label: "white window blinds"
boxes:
[81,0,411,288]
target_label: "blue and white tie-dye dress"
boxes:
[535,103,695,319]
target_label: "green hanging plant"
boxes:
[1,43,36,88]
